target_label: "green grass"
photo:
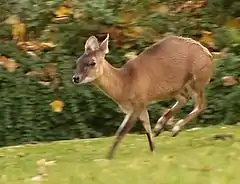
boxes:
[0,125,240,184]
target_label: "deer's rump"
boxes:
[123,36,213,102]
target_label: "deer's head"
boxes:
[72,34,109,84]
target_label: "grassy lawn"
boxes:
[0,125,240,184]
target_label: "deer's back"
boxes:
[122,36,213,103]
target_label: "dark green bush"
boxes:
[0,0,239,146]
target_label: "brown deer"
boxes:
[72,34,214,159]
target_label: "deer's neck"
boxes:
[93,60,126,103]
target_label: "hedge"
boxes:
[0,0,239,146]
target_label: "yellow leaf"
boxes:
[53,16,70,23]
[4,15,21,25]
[175,0,206,13]
[31,175,44,181]
[211,48,228,59]
[5,15,26,42]
[54,6,72,18]
[36,159,47,176]
[73,9,86,19]
[40,42,56,51]
[12,23,26,42]
[100,26,122,47]
[147,3,169,16]
[50,100,64,112]
[122,43,135,49]
[17,41,55,52]
[17,41,40,51]
[123,26,145,38]
[0,56,19,72]
[199,31,214,45]
[224,17,240,29]
[0,56,8,65]
[124,51,138,60]
[222,76,238,86]
[118,11,140,25]
[211,52,222,58]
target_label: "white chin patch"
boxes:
[80,76,95,84]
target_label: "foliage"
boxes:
[0,0,239,146]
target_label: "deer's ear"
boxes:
[99,34,109,54]
[85,36,99,53]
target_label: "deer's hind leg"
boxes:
[153,90,190,137]
[171,83,206,137]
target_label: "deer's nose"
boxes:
[72,75,80,84]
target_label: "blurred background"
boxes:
[0,0,239,147]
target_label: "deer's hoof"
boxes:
[171,125,181,137]
[153,128,164,137]
[153,124,165,137]
[106,152,114,160]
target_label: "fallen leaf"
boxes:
[26,51,38,57]
[25,69,43,77]
[0,56,20,72]
[175,0,206,13]
[222,76,238,86]
[17,41,40,51]
[123,26,145,38]
[53,16,70,23]
[5,15,26,42]
[50,100,64,112]
[199,30,215,47]
[211,52,222,58]
[186,127,202,132]
[211,48,228,58]
[17,41,55,52]
[224,17,240,29]
[26,63,58,91]
[38,81,51,86]
[124,51,138,60]
[73,9,86,19]
[31,175,44,181]
[17,152,26,157]
[54,5,72,18]
[4,15,21,24]
[122,43,135,49]
[45,160,56,166]
[99,26,122,47]
[118,11,140,25]
[175,1,194,13]
[12,23,26,42]
[0,56,8,65]
[36,159,47,176]
[37,159,47,167]
[147,3,169,16]
[43,63,57,79]
[100,26,122,41]
[40,42,56,50]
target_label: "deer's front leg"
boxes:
[107,111,139,159]
[139,109,155,153]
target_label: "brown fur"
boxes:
[73,35,214,159]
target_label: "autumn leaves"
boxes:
[1,0,239,113]
[3,13,61,112]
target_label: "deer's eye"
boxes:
[87,62,96,67]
